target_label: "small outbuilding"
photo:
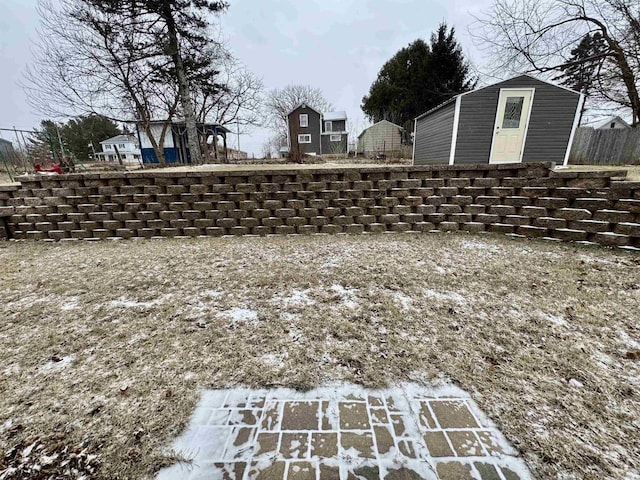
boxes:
[594,116,630,130]
[413,75,584,166]
[357,120,404,156]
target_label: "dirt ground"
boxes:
[0,232,639,479]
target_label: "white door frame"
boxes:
[488,88,535,164]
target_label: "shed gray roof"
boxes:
[414,74,582,122]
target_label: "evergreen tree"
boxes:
[362,24,475,132]
[62,115,122,161]
[554,33,607,121]
[31,115,121,163]
[426,24,476,106]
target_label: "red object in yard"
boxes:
[35,163,63,175]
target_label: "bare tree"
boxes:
[261,134,286,160]
[264,85,333,139]
[25,0,181,165]
[194,55,264,131]
[472,0,640,124]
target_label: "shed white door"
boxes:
[489,89,534,164]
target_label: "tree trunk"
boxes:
[164,11,202,164]
[142,123,166,167]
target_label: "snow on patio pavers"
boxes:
[156,384,531,480]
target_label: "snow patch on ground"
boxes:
[261,352,288,368]
[391,292,412,311]
[40,355,73,373]
[423,289,467,304]
[217,307,259,327]
[460,239,502,253]
[274,289,315,308]
[330,284,359,309]
[618,330,640,350]
[593,351,616,367]
[198,289,222,300]
[538,311,567,327]
[61,297,79,311]
[287,327,304,342]
[109,296,169,309]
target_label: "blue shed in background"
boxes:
[136,121,230,164]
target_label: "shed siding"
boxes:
[288,106,321,155]
[413,103,455,164]
[357,121,403,155]
[454,76,580,164]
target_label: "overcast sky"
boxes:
[0,0,493,157]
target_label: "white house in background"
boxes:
[595,116,631,130]
[97,134,141,163]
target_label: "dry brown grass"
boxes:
[0,233,639,479]
[0,171,17,186]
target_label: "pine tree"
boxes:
[426,24,476,106]
[361,24,475,133]
[554,32,607,121]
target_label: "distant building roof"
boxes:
[286,104,323,116]
[279,146,290,153]
[594,116,631,129]
[357,120,403,139]
[100,134,137,145]
[324,111,347,121]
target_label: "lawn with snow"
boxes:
[0,233,638,479]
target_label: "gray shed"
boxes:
[413,75,584,166]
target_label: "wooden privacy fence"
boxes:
[569,127,640,165]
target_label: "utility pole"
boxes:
[88,142,97,161]
[236,121,241,154]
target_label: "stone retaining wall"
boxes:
[1,163,639,248]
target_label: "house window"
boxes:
[325,121,333,132]
[105,145,111,150]
[119,143,125,149]
[298,134,311,143]
[330,134,341,142]
[611,122,616,128]
[299,114,308,127]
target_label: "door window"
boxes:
[502,97,524,128]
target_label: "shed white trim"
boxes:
[412,119,417,164]
[449,96,462,165]
[563,93,585,167]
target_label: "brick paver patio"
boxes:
[156,384,531,480]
